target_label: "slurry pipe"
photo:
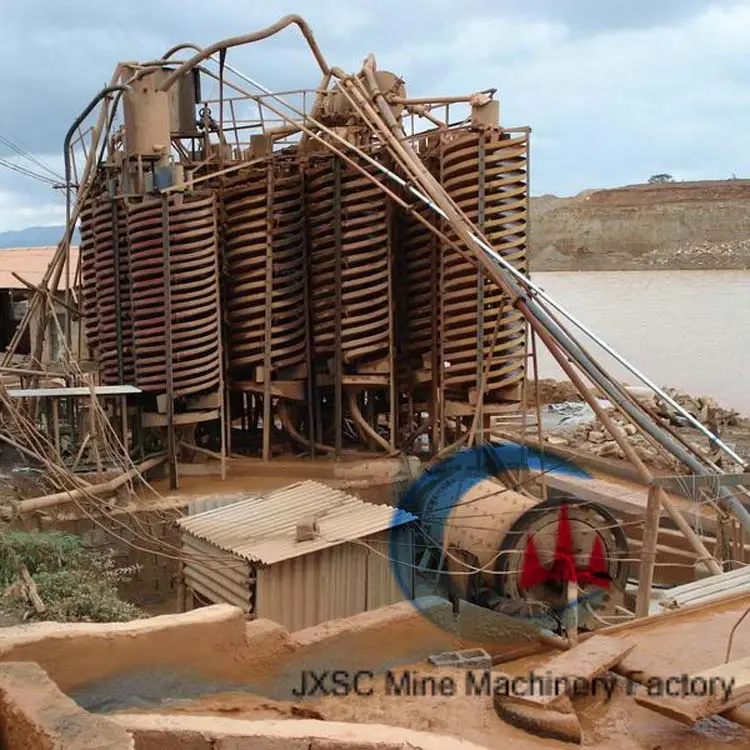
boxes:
[206,56,743,468]
[158,14,329,92]
[61,84,132,348]
[158,48,748,527]
[350,64,750,531]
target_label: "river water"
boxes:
[531,270,750,415]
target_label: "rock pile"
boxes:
[653,387,739,429]
[646,238,750,268]
[543,385,742,471]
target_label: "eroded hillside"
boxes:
[530,179,750,271]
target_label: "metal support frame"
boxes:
[160,194,177,490]
[475,131,486,444]
[262,161,274,461]
[333,157,343,456]
[300,168,317,457]
[386,196,397,452]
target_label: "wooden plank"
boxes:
[445,400,521,417]
[635,656,750,725]
[626,518,721,557]
[6,385,141,397]
[545,474,717,533]
[142,409,219,427]
[317,373,389,387]
[654,566,750,611]
[653,473,750,491]
[627,539,700,586]
[232,380,305,400]
[508,635,636,708]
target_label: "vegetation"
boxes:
[648,173,674,183]
[0,529,144,623]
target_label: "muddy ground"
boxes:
[113,664,750,750]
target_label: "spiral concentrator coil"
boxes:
[92,195,134,385]
[398,152,440,371]
[78,200,99,357]
[440,128,529,399]
[306,155,393,366]
[127,192,222,397]
[223,162,307,379]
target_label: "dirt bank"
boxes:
[530,180,750,272]
[105,596,750,750]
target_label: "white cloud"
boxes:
[383,3,750,193]
[1,0,749,228]
[0,190,64,231]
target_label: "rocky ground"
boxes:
[534,378,750,472]
[530,180,750,272]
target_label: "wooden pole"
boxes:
[635,485,661,618]
[17,454,166,513]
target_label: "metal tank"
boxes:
[403,446,630,630]
[121,67,172,161]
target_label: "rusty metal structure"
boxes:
[7,19,532,487]
[5,15,750,632]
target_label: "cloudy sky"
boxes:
[0,0,748,232]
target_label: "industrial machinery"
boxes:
[6,15,749,640]
[29,20,530,484]
[395,444,630,632]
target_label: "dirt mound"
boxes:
[530,180,750,271]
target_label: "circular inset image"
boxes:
[388,444,630,644]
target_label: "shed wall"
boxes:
[256,529,413,631]
[182,533,253,612]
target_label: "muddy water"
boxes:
[533,271,750,415]
[121,664,750,750]
[104,597,750,749]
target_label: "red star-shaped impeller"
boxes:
[519,503,610,590]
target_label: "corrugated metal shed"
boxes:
[185,492,247,516]
[177,479,416,566]
[177,480,417,631]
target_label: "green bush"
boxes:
[0,530,145,623]
[0,530,87,587]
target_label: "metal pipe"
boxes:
[159,15,329,92]
[161,42,202,59]
[390,92,494,106]
[56,83,131,356]
[347,391,391,452]
[171,55,746,513]
[346,61,750,531]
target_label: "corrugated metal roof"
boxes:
[176,479,416,566]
